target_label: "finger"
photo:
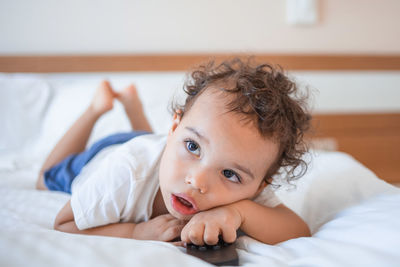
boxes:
[162,224,185,242]
[180,223,190,244]
[165,218,187,230]
[187,223,205,245]
[160,213,178,221]
[221,227,237,244]
[181,222,205,245]
[169,241,185,247]
[153,214,177,226]
[166,215,188,225]
[203,224,220,245]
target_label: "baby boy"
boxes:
[37,58,311,245]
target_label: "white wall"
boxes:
[292,71,400,113]
[1,0,400,113]
[1,0,400,54]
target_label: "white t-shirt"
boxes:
[70,134,282,230]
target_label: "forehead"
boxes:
[185,87,253,130]
[181,88,279,178]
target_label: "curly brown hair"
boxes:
[171,57,311,184]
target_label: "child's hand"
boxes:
[132,214,187,241]
[180,205,243,245]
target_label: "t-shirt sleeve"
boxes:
[70,151,136,230]
[252,185,282,208]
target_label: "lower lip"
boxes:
[171,194,198,215]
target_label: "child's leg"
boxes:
[36,81,116,190]
[117,84,153,133]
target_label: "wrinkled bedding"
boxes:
[1,73,399,267]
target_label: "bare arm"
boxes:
[181,200,310,245]
[233,200,310,244]
[54,200,186,241]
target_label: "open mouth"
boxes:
[171,193,198,215]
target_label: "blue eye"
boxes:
[185,140,200,156]
[222,169,241,183]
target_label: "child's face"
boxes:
[159,88,279,220]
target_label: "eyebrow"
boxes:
[185,127,210,144]
[185,126,255,180]
[233,163,255,180]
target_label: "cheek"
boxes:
[223,184,261,202]
[160,145,185,183]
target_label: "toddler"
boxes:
[37,58,311,245]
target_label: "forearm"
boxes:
[55,220,136,239]
[54,200,184,241]
[233,200,310,244]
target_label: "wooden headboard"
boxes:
[309,113,400,183]
[1,54,399,183]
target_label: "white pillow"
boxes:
[0,74,52,154]
[276,150,400,233]
[238,194,400,266]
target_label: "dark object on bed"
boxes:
[185,236,238,266]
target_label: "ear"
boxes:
[168,109,183,136]
[254,180,268,197]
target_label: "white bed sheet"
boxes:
[1,73,399,267]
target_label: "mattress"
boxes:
[1,72,399,266]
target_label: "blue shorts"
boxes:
[44,131,149,194]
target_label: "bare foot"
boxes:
[117,84,153,132]
[89,80,117,117]
[116,84,144,113]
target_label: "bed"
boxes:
[1,55,400,267]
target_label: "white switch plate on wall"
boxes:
[286,0,318,25]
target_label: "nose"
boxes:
[185,168,210,194]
